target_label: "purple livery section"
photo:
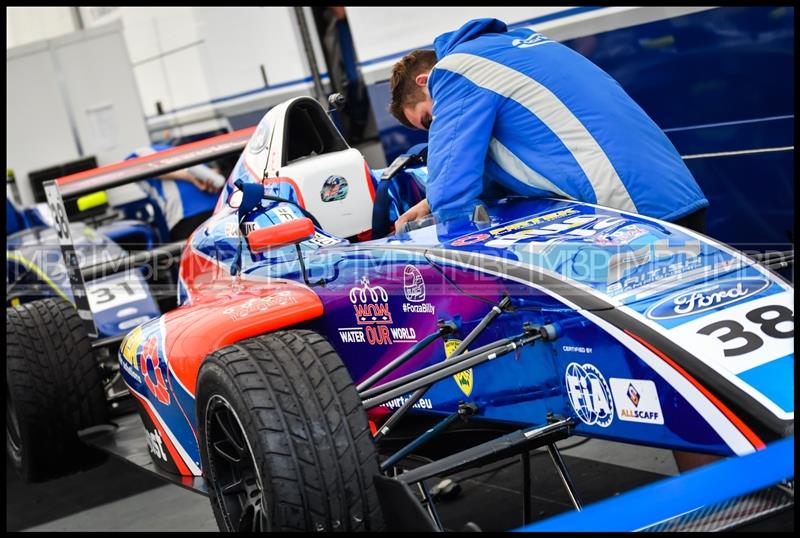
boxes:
[122,163,792,476]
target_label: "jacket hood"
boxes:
[433,18,508,58]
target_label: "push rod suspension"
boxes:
[370,296,511,441]
[364,330,542,410]
[357,321,457,392]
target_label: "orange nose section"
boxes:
[247,217,316,252]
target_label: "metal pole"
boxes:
[380,410,461,471]
[522,450,532,525]
[546,443,582,511]
[71,7,85,30]
[292,6,326,105]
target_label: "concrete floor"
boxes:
[9,436,680,532]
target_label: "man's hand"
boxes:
[394,198,431,231]
[160,167,223,192]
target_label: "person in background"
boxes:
[319,6,372,144]
[389,18,709,236]
[127,144,226,241]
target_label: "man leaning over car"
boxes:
[388,18,709,236]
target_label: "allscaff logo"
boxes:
[646,277,770,320]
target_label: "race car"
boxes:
[5,132,252,482]
[6,96,793,531]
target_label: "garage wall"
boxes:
[6,6,77,49]
[6,21,150,205]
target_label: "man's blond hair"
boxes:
[388,49,437,128]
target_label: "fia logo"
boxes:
[403,265,426,302]
[565,363,614,427]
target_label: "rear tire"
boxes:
[197,330,384,532]
[6,298,109,482]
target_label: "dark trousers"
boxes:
[671,208,707,234]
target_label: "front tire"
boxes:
[6,298,108,482]
[197,330,383,532]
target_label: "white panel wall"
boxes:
[345,7,563,63]
[6,41,78,204]
[53,26,150,164]
[193,7,311,99]
[6,6,76,49]
[6,22,150,205]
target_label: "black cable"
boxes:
[425,255,499,306]
[381,436,592,485]
[261,194,322,228]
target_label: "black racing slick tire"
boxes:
[6,298,109,482]
[197,330,384,532]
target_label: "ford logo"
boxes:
[646,277,770,320]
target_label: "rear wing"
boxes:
[54,127,255,198]
[42,126,255,337]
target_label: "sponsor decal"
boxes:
[403,265,425,302]
[445,339,473,397]
[452,233,490,247]
[345,277,415,345]
[451,208,634,249]
[85,276,148,313]
[402,303,435,315]
[271,206,297,223]
[121,326,143,369]
[562,345,593,354]
[142,335,170,405]
[608,256,704,296]
[339,328,366,343]
[320,175,349,202]
[350,277,393,325]
[389,327,417,342]
[307,232,341,248]
[609,378,664,425]
[565,362,614,427]
[512,32,552,48]
[714,258,740,272]
[223,292,297,321]
[381,396,433,410]
[224,221,256,237]
[248,117,271,154]
[402,265,436,316]
[147,427,168,461]
[646,277,770,320]
[118,315,151,332]
[627,384,640,407]
[338,326,418,345]
[120,356,142,384]
[670,292,794,378]
[593,224,648,246]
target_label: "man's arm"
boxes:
[395,198,430,230]
[159,165,225,192]
[425,77,500,219]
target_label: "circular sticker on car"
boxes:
[564,362,614,427]
[320,175,348,202]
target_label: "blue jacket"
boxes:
[426,18,708,222]
[127,144,219,232]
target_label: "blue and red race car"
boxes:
[6,96,793,531]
